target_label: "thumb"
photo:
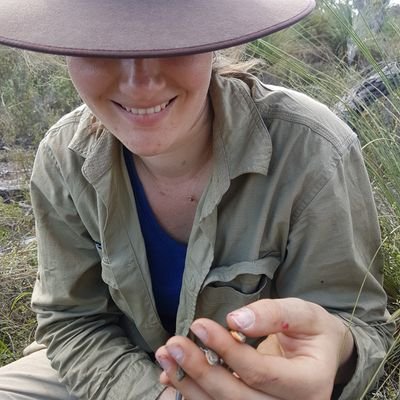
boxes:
[226,298,328,338]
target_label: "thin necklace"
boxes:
[134,148,213,204]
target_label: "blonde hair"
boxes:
[212,45,265,77]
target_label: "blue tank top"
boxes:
[123,147,187,335]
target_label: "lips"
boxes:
[117,97,176,115]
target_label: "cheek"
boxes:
[66,59,90,92]
[173,54,213,96]
[66,58,112,103]
[190,54,213,90]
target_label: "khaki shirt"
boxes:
[31,73,393,400]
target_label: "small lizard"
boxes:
[175,330,246,400]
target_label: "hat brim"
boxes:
[0,0,315,58]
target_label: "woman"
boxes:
[0,1,393,399]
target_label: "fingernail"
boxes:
[228,307,255,330]
[190,323,208,343]
[166,344,184,363]
[156,355,172,372]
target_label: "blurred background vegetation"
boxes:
[0,0,399,397]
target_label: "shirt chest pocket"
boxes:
[195,254,280,325]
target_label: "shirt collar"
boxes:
[68,106,118,184]
[197,73,273,221]
[209,73,272,179]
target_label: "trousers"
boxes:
[0,347,78,400]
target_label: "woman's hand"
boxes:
[157,386,178,400]
[155,298,356,400]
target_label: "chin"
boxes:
[123,142,168,157]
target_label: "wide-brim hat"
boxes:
[0,0,315,58]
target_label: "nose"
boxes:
[122,58,162,88]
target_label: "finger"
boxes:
[226,298,330,338]
[159,370,172,386]
[162,335,276,400]
[156,345,213,400]
[191,318,335,399]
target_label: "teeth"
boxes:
[123,100,170,115]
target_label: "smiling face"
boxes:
[66,54,213,157]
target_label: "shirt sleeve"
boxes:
[274,137,395,400]
[30,139,165,400]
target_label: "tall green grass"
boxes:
[248,1,399,397]
[0,195,37,365]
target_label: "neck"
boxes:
[134,99,213,184]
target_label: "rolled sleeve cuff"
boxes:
[105,359,166,400]
[338,323,387,400]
